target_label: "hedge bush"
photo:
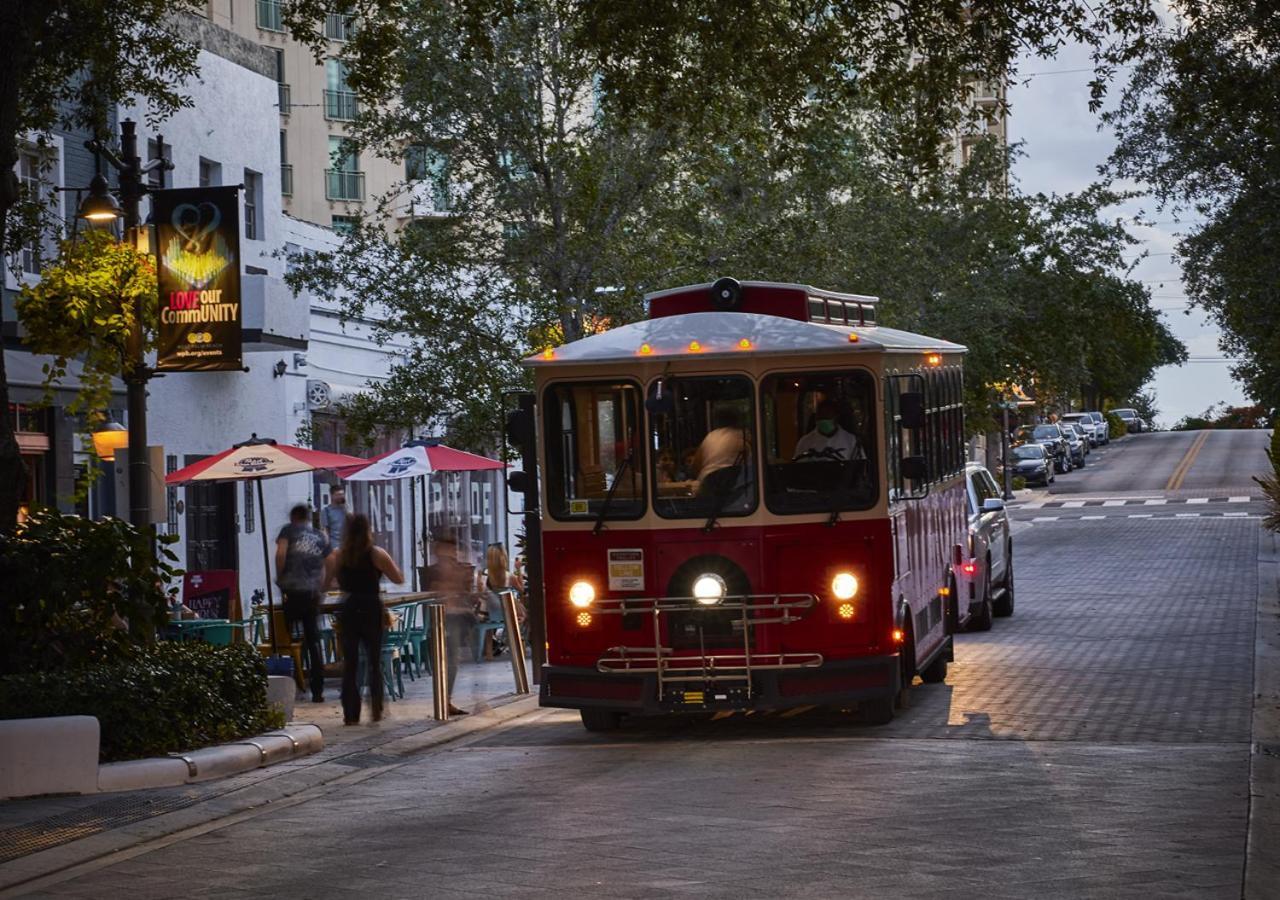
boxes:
[0,641,282,762]
[1106,411,1127,439]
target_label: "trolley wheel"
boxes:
[993,545,1015,618]
[579,708,623,733]
[968,567,994,632]
[919,650,948,684]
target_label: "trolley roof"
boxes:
[522,311,966,367]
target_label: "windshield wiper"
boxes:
[592,451,633,535]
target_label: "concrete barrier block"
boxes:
[277,723,324,754]
[0,716,100,799]
[98,756,189,793]
[266,675,295,722]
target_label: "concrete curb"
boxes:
[96,724,323,794]
[1246,527,1280,899]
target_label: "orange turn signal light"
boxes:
[737,338,752,350]
[542,347,555,360]
[848,333,859,343]
[892,628,904,643]
[639,342,653,355]
[688,340,702,352]
[926,352,942,366]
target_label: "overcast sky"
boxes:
[1006,43,1247,427]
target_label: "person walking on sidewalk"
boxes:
[324,514,404,725]
[275,504,329,702]
[424,531,476,716]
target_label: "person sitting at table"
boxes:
[423,531,477,716]
[793,399,866,463]
[323,513,404,725]
[480,543,527,658]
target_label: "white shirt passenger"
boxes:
[793,426,865,462]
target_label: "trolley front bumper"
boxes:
[540,654,900,715]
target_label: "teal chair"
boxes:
[182,620,236,646]
[405,602,432,677]
[473,590,512,662]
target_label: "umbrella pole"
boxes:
[420,473,428,564]
[257,479,278,654]
[410,476,419,591]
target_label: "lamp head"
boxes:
[78,174,122,222]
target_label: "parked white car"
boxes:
[962,463,1015,631]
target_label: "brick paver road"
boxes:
[12,434,1267,899]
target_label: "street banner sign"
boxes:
[153,186,243,371]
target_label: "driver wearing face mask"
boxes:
[793,400,865,462]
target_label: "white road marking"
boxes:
[1128,514,1153,519]
[1145,499,1167,506]
[1229,496,1251,503]
[1186,497,1209,504]
[1063,501,1087,508]
[1102,500,1126,507]
[1175,513,1201,518]
[1081,515,1106,520]
[1224,512,1250,518]
[1032,516,1059,522]
[1023,502,1045,509]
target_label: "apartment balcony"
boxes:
[394,178,452,219]
[325,13,355,41]
[971,78,1002,108]
[277,82,291,115]
[325,169,365,202]
[323,89,358,122]
[256,0,284,32]
[281,164,293,197]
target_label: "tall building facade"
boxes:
[196,0,438,233]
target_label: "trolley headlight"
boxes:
[568,580,595,609]
[831,571,859,601]
[692,573,727,605]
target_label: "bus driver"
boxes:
[793,400,865,462]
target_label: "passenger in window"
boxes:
[693,407,749,498]
[793,400,866,462]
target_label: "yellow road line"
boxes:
[1166,430,1210,491]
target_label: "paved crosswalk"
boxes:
[1011,495,1256,510]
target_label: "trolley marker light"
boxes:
[737,337,753,350]
[892,629,905,643]
[639,342,653,355]
[576,611,592,627]
[960,561,978,577]
[926,352,942,366]
[692,573,726,605]
[837,603,855,620]
[568,580,595,608]
[687,340,702,353]
[542,347,555,360]
[848,332,859,343]
[831,571,859,600]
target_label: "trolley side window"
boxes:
[543,381,645,521]
[648,375,757,520]
[760,369,879,514]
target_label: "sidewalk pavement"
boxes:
[0,655,536,896]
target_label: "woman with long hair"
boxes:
[323,513,404,725]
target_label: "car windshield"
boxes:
[1012,445,1044,459]
[1114,409,1135,418]
[1032,425,1060,440]
[760,369,878,514]
[543,381,645,520]
[649,375,756,519]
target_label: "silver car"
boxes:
[1061,412,1099,447]
[962,463,1015,631]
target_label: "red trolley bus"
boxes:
[522,279,984,731]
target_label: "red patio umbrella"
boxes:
[166,435,368,653]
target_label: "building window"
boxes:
[15,149,58,276]
[331,214,359,234]
[280,131,292,197]
[270,48,291,115]
[325,13,354,41]
[146,139,171,190]
[243,169,262,240]
[324,59,357,121]
[326,136,363,201]
[256,0,284,32]
[405,145,449,212]
[198,157,222,188]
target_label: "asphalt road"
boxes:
[10,430,1275,900]
[1045,428,1270,496]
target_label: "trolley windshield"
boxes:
[543,381,645,521]
[648,375,757,519]
[760,369,878,514]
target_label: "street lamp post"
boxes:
[81,120,171,527]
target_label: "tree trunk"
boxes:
[0,7,30,530]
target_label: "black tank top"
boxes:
[338,551,382,597]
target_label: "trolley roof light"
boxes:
[692,573,726,605]
[926,352,943,366]
[542,347,555,360]
[687,340,702,353]
[639,342,653,355]
[737,337,753,350]
[568,580,595,608]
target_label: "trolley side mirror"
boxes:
[901,455,928,481]
[507,470,530,494]
[898,392,925,430]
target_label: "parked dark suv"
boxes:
[1014,423,1072,473]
